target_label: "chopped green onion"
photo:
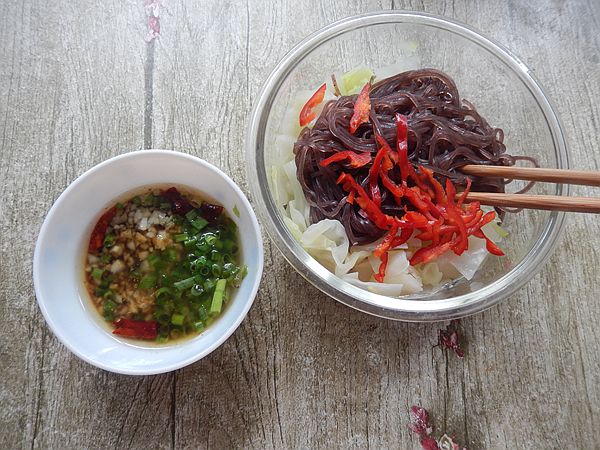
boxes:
[103,299,116,320]
[171,313,185,325]
[196,242,209,253]
[103,233,115,248]
[185,209,198,221]
[173,276,195,291]
[191,218,208,231]
[155,286,171,298]
[132,196,141,205]
[190,284,204,297]
[233,205,240,217]
[184,237,199,249]
[100,253,111,264]
[211,264,222,277]
[194,321,205,331]
[174,233,188,242]
[204,234,217,245]
[91,267,104,281]
[210,279,227,313]
[165,247,178,262]
[198,305,208,320]
[147,252,161,267]
[116,202,124,210]
[139,274,157,289]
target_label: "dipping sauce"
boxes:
[84,186,246,342]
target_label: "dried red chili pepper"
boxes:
[162,187,193,215]
[320,151,371,168]
[113,319,158,340]
[299,83,326,127]
[349,81,371,133]
[199,202,224,222]
[88,207,117,253]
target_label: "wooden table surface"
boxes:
[2,1,599,448]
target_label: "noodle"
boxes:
[293,69,535,245]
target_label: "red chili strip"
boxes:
[88,206,117,253]
[457,177,472,208]
[395,113,413,183]
[320,151,371,168]
[420,166,446,204]
[337,173,392,229]
[473,229,505,256]
[299,83,326,127]
[113,319,158,340]
[410,238,458,266]
[369,132,393,206]
[391,227,414,247]
[374,252,389,283]
[374,225,399,259]
[349,81,371,133]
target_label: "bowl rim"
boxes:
[33,149,264,374]
[246,10,569,321]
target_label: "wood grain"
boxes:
[1,0,599,449]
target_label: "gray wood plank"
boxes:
[1,0,599,449]
[0,1,173,449]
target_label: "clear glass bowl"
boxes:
[246,11,568,321]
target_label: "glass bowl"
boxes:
[246,11,568,321]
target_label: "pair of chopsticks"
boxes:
[461,165,600,214]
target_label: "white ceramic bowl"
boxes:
[33,150,263,375]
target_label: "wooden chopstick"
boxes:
[460,165,600,213]
[465,192,600,214]
[461,164,600,187]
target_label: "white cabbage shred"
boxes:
[269,67,507,297]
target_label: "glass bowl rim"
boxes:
[246,10,569,322]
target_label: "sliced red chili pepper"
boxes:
[410,238,458,266]
[349,81,371,133]
[320,150,372,168]
[374,225,399,258]
[465,210,483,228]
[374,252,389,283]
[415,225,457,241]
[457,177,472,208]
[420,166,446,204]
[473,229,505,256]
[468,211,497,233]
[337,173,392,229]
[369,132,393,206]
[446,205,468,255]
[380,170,405,202]
[346,190,356,204]
[395,113,413,183]
[89,206,117,253]
[391,227,414,247]
[403,211,429,226]
[299,83,326,127]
